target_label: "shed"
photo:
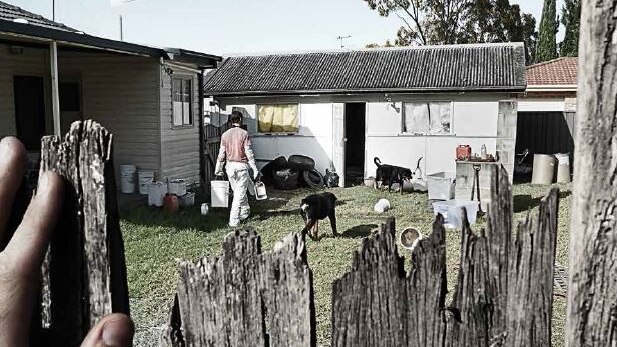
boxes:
[0,1,222,188]
[204,43,526,187]
[517,57,578,167]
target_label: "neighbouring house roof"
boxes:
[526,57,578,87]
[0,1,221,67]
[0,1,77,32]
[204,42,527,97]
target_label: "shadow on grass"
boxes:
[513,190,571,213]
[340,224,378,238]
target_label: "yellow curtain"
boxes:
[258,105,299,133]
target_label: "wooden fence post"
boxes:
[567,0,617,344]
[33,120,130,346]
[162,230,315,346]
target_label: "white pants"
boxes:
[225,161,251,226]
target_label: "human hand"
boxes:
[0,137,134,347]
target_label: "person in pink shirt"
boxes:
[214,111,259,227]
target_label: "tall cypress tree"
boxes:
[560,0,581,56]
[537,0,558,62]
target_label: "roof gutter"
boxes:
[526,84,577,92]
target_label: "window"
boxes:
[257,104,299,133]
[402,101,452,135]
[172,77,193,127]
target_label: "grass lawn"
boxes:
[122,183,571,347]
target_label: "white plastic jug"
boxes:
[211,180,230,208]
[255,181,267,200]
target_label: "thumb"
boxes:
[80,313,134,347]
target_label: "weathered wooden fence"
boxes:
[202,122,233,188]
[5,121,130,346]
[161,165,559,346]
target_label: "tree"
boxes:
[364,0,538,63]
[363,0,469,45]
[560,0,580,57]
[460,0,538,63]
[537,0,558,62]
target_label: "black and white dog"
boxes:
[374,157,419,193]
[324,169,340,188]
[300,192,337,240]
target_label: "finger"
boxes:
[80,314,134,347]
[3,171,63,275]
[0,137,26,239]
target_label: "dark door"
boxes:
[14,76,46,150]
[344,102,366,186]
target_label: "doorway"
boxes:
[344,102,366,186]
[13,76,46,150]
[59,81,83,134]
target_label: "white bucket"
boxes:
[211,180,230,208]
[555,153,571,183]
[119,164,137,194]
[138,171,155,195]
[147,181,167,207]
[168,179,187,196]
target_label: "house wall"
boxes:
[0,45,52,138]
[216,92,516,182]
[58,52,162,179]
[0,46,165,183]
[159,68,201,185]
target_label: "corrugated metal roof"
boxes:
[204,43,527,96]
[526,57,578,85]
[0,1,77,32]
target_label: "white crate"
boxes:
[427,172,455,200]
[432,200,479,229]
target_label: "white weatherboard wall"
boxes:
[518,98,565,112]
[217,93,514,182]
[160,70,201,184]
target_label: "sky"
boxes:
[9,0,564,56]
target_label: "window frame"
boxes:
[255,103,301,135]
[171,76,194,129]
[401,100,454,136]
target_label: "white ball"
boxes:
[374,198,391,213]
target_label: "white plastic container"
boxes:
[119,164,137,194]
[427,172,456,200]
[147,182,167,207]
[138,171,154,195]
[532,154,556,185]
[254,181,267,200]
[211,180,230,208]
[432,200,480,229]
[168,179,187,196]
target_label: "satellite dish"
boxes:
[399,227,423,251]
